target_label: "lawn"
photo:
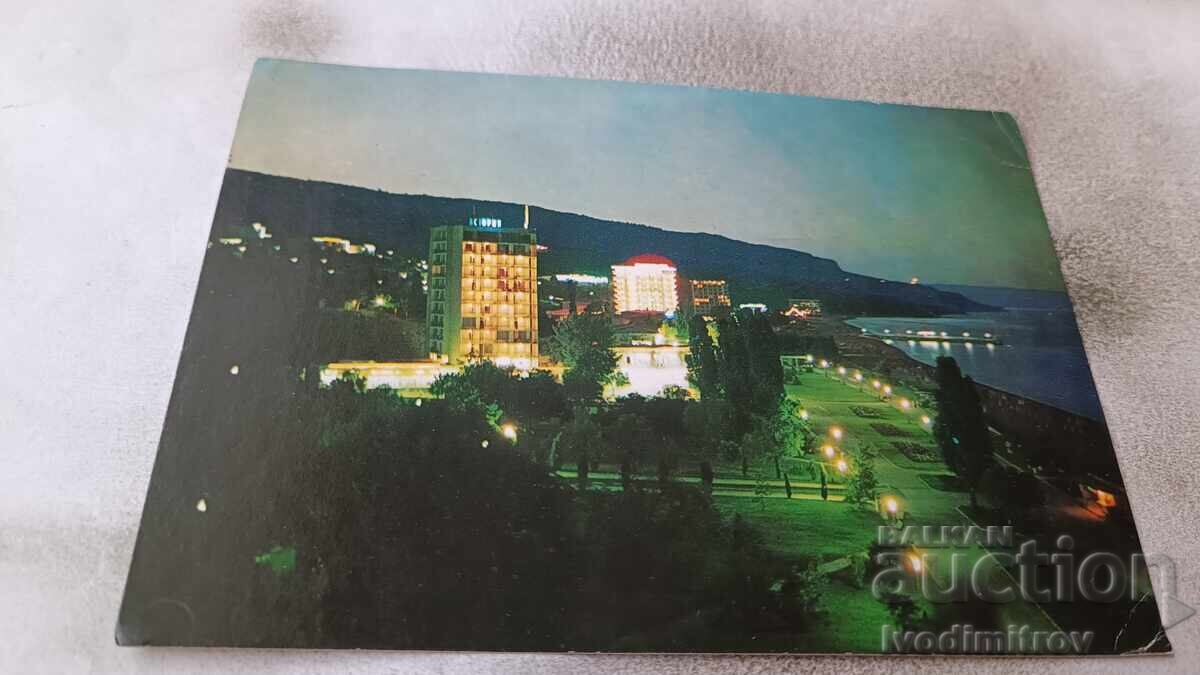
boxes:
[713,495,883,560]
[786,372,948,474]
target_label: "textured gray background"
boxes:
[2,0,1199,672]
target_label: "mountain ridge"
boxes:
[212,168,993,315]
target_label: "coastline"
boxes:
[815,317,1122,484]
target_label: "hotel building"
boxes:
[784,298,823,319]
[689,279,731,316]
[426,217,539,370]
[611,254,679,314]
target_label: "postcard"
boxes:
[117,59,1170,655]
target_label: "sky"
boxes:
[230,59,1065,291]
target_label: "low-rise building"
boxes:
[689,279,731,316]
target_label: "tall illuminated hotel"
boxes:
[426,211,539,370]
[611,254,679,314]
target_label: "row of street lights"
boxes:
[807,354,931,429]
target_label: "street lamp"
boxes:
[854,372,863,382]
[799,409,810,421]
[872,380,881,390]
[900,398,911,410]
[501,424,518,442]
[823,445,836,459]
[836,458,848,474]
[882,385,893,396]
[921,414,931,426]
[884,496,899,516]
[837,366,846,376]
[829,426,843,441]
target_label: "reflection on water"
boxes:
[610,346,690,398]
[847,311,1103,420]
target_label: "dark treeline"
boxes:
[119,241,824,649]
[258,378,820,649]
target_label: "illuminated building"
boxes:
[311,236,376,255]
[689,279,731,316]
[426,218,539,370]
[738,303,768,313]
[611,254,678,314]
[553,273,609,285]
[784,298,822,319]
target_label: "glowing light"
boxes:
[327,269,335,275]
[885,497,899,514]
[320,257,328,264]
[872,380,881,389]
[414,398,422,407]
[229,365,239,375]
[829,426,843,440]
[910,277,920,285]
[984,332,993,339]
[289,257,299,263]
[921,415,931,425]
[819,359,829,369]
[882,385,892,396]
[823,445,836,458]
[554,273,608,285]
[900,398,911,409]
[837,366,847,375]
[372,294,389,307]
[805,354,814,363]
[854,372,863,382]
[799,409,809,420]
[611,258,679,313]
[962,332,971,338]
[236,245,247,253]
[908,553,923,573]
[195,498,207,512]
[501,424,518,441]
[836,459,848,474]
[481,439,489,448]
[940,331,948,338]
[883,329,890,334]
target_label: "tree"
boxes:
[686,314,721,399]
[547,314,621,402]
[845,457,880,507]
[659,384,689,400]
[783,472,793,499]
[715,315,755,430]
[744,400,810,479]
[678,395,730,505]
[700,461,715,495]
[745,311,785,413]
[712,312,785,431]
[933,357,994,509]
[565,279,578,315]
[558,411,604,487]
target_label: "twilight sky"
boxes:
[230,59,1064,291]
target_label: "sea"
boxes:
[846,288,1104,420]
